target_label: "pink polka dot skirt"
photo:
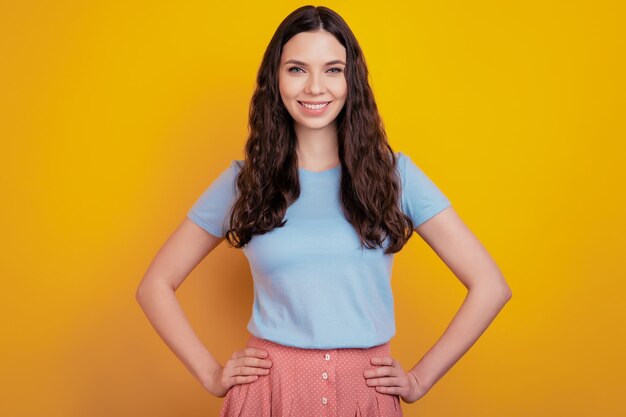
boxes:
[219,334,403,416]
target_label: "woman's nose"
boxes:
[304,74,324,94]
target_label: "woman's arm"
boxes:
[408,206,512,391]
[135,218,225,391]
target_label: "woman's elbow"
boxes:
[498,278,512,302]
[135,283,148,303]
[502,286,512,302]
[135,280,160,303]
[478,275,512,303]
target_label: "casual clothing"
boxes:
[219,333,403,417]
[186,151,452,349]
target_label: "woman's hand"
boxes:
[363,356,430,404]
[204,347,273,398]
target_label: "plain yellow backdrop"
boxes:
[1,1,624,416]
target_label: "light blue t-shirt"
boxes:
[187,152,451,349]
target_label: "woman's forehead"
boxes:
[281,31,346,63]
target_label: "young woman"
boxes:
[136,5,511,417]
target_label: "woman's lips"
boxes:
[298,101,331,115]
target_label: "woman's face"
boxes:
[278,30,347,131]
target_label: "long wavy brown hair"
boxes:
[224,5,415,254]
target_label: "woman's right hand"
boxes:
[204,347,273,398]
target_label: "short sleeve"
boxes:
[186,160,242,237]
[397,151,452,228]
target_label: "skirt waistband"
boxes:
[245,334,392,355]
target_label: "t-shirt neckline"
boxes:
[298,164,341,176]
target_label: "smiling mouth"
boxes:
[298,101,331,110]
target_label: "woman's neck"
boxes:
[294,123,340,170]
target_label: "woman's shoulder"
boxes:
[226,159,245,174]
[393,150,409,162]
[393,150,408,173]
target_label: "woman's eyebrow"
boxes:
[283,59,346,66]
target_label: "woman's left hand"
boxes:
[363,356,430,404]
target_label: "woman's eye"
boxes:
[287,67,343,73]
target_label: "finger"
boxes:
[375,385,400,395]
[232,374,261,385]
[246,348,269,358]
[365,376,403,387]
[370,356,394,366]
[233,348,268,360]
[241,355,273,369]
[234,365,272,377]
[364,366,394,378]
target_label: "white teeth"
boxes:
[300,101,329,110]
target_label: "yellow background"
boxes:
[1,0,624,416]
